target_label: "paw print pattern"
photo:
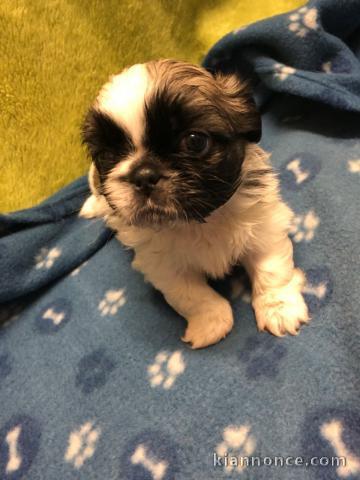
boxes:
[98,289,126,316]
[0,354,12,384]
[0,415,41,480]
[303,267,333,314]
[64,421,101,469]
[76,348,116,394]
[35,247,61,269]
[273,63,296,81]
[348,159,360,173]
[288,6,318,38]
[302,408,360,480]
[35,299,72,334]
[215,425,256,473]
[147,351,186,389]
[280,152,321,190]
[122,431,179,480]
[289,210,320,242]
[238,335,287,379]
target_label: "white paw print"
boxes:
[348,159,360,173]
[215,424,256,473]
[64,421,101,469]
[288,6,318,37]
[35,247,61,269]
[98,289,126,316]
[273,63,296,81]
[289,210,320,242]
[147,350,186,389]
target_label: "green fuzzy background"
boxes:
[0,0,304,212]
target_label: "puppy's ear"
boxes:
[81,106,113,163]
[214,72,261,143]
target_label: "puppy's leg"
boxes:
[243,219,309,337]
[132,256,233,349]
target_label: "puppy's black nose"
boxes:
[131,166,162,190]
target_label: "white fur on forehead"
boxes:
[96,63,151,146]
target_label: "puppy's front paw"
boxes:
[181,300,234,349]
[253,269,309,336]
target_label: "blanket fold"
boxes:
[204,0,360,112]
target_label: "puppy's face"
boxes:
[82,60,261,227]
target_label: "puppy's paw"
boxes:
[253,269,309,336]
[181,300,234,349]
[79,195,108,219]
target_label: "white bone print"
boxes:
[42,308,65,325]
[131,444,168,480]
[5,425,22,473]
[320,419,360,477]
[303,281,327,299]
[286,158,310,184]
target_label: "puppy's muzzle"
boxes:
[128,165,162,191]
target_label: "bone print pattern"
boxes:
[1,0,360,478]
[320,420,360,478]
[34,299,72,333]
[131,444,168,480]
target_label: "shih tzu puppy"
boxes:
[80,59,309,348]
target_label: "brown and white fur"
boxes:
[80,60,309,348]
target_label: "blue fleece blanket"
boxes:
[1,1,360,479]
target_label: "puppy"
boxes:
[80,59,309,348]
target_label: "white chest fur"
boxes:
[110,190,260,280]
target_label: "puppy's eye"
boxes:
[181,132,210,155]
